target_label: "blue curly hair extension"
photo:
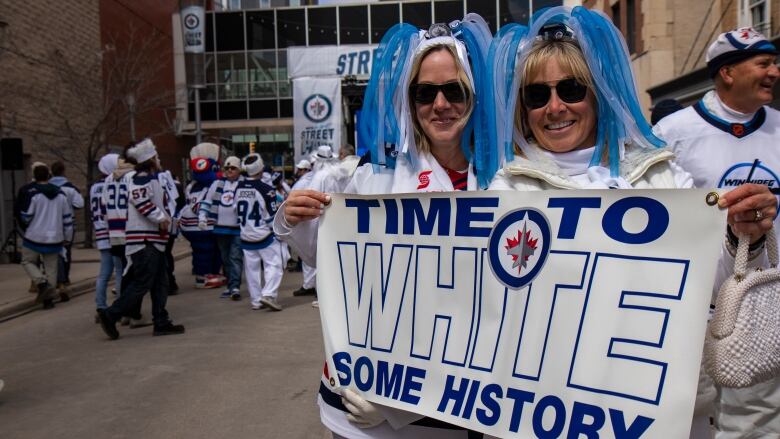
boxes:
[486,23,529,184]
[357,23,419,171]
[453,14,493,188]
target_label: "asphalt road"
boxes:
[0,259,330,439]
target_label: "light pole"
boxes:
[180,0,205,144]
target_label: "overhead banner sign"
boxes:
[181,5,205,53]
[317,190,726,438]
[293,77,342,162]
[288,45,378,79]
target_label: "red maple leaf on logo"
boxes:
[504,228,539,273]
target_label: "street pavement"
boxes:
[0,242,330,439]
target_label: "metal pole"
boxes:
[194,87,202,144]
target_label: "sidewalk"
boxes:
[0,237,191,321]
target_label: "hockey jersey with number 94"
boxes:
[233,178,277,246]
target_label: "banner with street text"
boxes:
[293,76,342,163]
[317,189,726,438]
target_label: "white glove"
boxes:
[197,220,208,230]
[341,388,385,429]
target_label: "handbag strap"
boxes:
[735,226,777,278]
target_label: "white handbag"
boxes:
[704,228,780,388]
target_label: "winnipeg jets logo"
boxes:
[303,94,332,123]
[488,208,551,290]
[221,191,235,206]
[505,223,539,274]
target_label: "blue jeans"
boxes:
[181,230,222,276]
[216,233,243,290]
[95,249,123,310]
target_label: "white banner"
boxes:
[288,45,378,79]
[317,190,727,438]
[293,77,342,162]
[181,6,206,54]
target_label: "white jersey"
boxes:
[198,177,243,235]
[157,171,179,235]
[180,181,213,232]
[654,93,780,231]
[50,176,84,210]
[19,183,74,253]
[125,172,170,256]
[89,179,110,250]
[654,91,780,437]
[101,170,135,246]
[234,178,277,248]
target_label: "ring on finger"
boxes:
[755,209,764,221]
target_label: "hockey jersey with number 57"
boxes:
[233,178,277,248]
[125,173,170,256]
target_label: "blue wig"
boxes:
[491,6,664,177]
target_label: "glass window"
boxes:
[279,80,291,97]
[205,54,216,84]
[533,0,562,10]
[219,101,248,120]
[277,49,288,82]
[250,100,279,118]
[499,0,530,26]
[218,83,248,100]
[749,0,769,35]
[402,2,432,29]
[247,10,275,50]
[217,53,247,84]
[467,0,496,31]
[248,51,277,82]
[215,12,245,51]
[434,0,463,24]
[190,102,217,121]
[243,0,262,8]
[277,8,306,48]
[308,7,337,45]
[206,13,215,52]
[279,99,293,118]
[371,3,400,44]
[339,6,369,44]
[249,82,277,98]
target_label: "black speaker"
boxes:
[1,138,24,171]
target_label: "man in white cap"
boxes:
[198,156,244,300]
[90,153,124,321]
[654,27,780,437]
[97,139,184,339]
[234,153,284,311]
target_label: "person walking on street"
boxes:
[19,163,74,310]
[235,153,284,311]
[97,139,184,339]
[49,161,84,300]
[90,153,123,321]
[199,156,244,300]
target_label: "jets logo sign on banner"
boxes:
[316,190,726,439]
[293,77,341,162]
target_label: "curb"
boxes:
[0,251,192,323]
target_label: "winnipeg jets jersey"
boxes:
[234,178,278,248]
[89,179,110,250]
[654,97,780,229]
[199,177,243,235]
[125,173,170,255]
[101,171,135,246]
[180,181,213,232]
[19,184,74,253]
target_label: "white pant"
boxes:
[243,240,284,306]
[302,261,317,289]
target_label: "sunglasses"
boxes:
[410,81,469,104]
[224,166,239,171]
[522,78,588,110]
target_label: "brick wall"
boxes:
[0,0,101,241]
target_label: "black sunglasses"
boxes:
[410,81,469,104]
[522,78,588,110]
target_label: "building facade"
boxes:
[173,0,577,167]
